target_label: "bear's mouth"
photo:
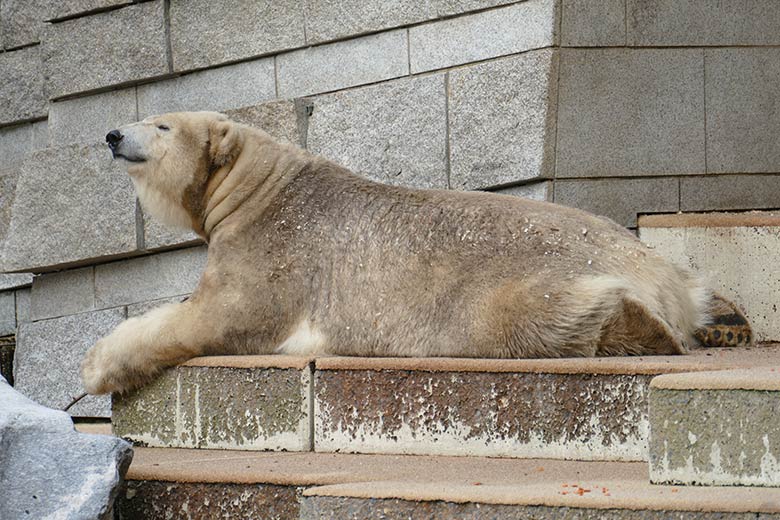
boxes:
[112,150,146,163]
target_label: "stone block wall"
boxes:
[1,0,778,416]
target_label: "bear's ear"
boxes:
[208,119,241,168]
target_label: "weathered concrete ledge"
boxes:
[112,356,312,451]
[649,367,780,487]
[119,448,780,517]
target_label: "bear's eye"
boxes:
[157,124,170,131]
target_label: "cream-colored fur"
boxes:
[82,111,728,395]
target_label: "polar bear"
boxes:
[81,111,751,395]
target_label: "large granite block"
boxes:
[137,59,276,118]
[226,99,310,147]
[0,291,15,336]
[409,0,557,73]
[42,1,168,99]
[705,48,780,174]
[0,123,33,168]
[31,267,95,321]
[554,178,679,228]
[492,181,553,202]
[49,87,138,146]
[141,215,203,252]
[1,0,57,49]
[47,1,133,21]
[627,0,780,46]
[170,0,305,71]
[0,274,32,291]
[556,48,705,178]
[650,368,780,486]
[1,143,138,273]
[277,30,408,98]
[14,308,125,416]
[94,247,207,308]
[561,0,626,47]
[15,287,30,324]
[113,356,312,451]
[304,0,516,44]
[680,174,780,213]
[448,49,558,190]
[0,45,47,125]
[307,75,447,189]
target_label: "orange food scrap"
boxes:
[536,466,545,472]
[562,484,569,488]
[560,491,568,495]
[473,482,482,486]
[671,488,679,493]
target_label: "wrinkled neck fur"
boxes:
[201,129,311,238]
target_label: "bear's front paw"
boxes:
[81,339,126,395]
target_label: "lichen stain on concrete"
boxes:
[315,370,652,460]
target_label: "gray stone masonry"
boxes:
[141,216,203,252]
[556,48,705,178]
[277,29,408,98]
[1,142,137,273]
[127,295,187,318]
[448,49,558,190]
[137,59,276,119]
[169,0,305,71]
[492,181,553,202]
[226,99,310,148]
[705,48,780,174]
[627,0,780,46]
[42,0,168,99]
[0,291,15,336]
[0,274,32,291]
[303,0,516,44]
[409,0,557,74]
[307,74,448,189]
[14,307,125,416]
[31,266,95,321]
[47,1,134,22]
[554,178,679,228]
[16,287,31,324]
[94,246,206,308]
[561,0,626,47]
[49,87,138,146]
[680,174,780,213]
[1,0,55,49]
[0,375,133,520]
[0,45,47,125]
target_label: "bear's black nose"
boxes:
[106,130,123,148]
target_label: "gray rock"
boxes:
[448,49,558,190]
[409,0,557,73]
[556,48,705,178]
[277,29,408,98]
[554,177,679,228]
[30,120,49,150]
[307,75,447,189]
[0,291,14,336]
[1,142,138,273]
[0,124,33,168]
[0,274,32,291]
[492,181,553,202]
[170,0,305,71]
[31,267,95,321]
[137,59,276,119]
[15,287,31,324]
[49,87,138,146]
[14,308,125,416]
[0,168,20,247]
[226,99,310,147]
[47,0,132,21]
[304,0,516,44]
[0,374,133,520]
[1,0,57,49]
[0,45,47,125]
[142,216,203,251]
[627,0,780,46]
[42,1,168,99]
[680,174,780,213]
[94,247,207,308]
[127,295,189,318]
[705,48,780,174]
[562,0,626,47]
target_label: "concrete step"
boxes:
[116,448,780,519]
[650,367,780,487]
[638,210,780,343]
[112,345,780,461]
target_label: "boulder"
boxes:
[0,375,133,519]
